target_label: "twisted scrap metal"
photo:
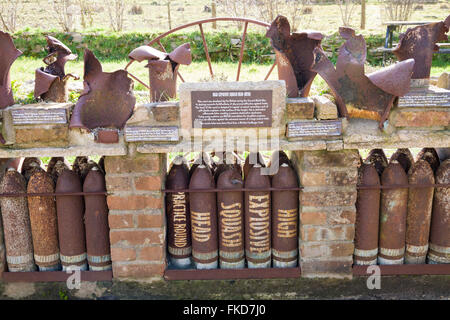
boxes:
[0,31,22,109]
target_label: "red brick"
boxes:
[300,150,360,168]
[111,247,136,262]
[105,154,160,174]
[300,211,327,225]
[393,110,450,128]
[108,214,134,229]
[300,242,354,259]
[328,209,356,225]
[106,176,132,192]
[301,225,354,241]
[300,259,352,276]
[330,242,354,257]
[299,171,326,186]
[134,176,162,191]
[110,230,163,246]
[139,247,164,261]
[136,214,164,228]
[300,190,356,207]
[113,263,165,278]
[107,195,162,210]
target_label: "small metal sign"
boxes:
[398,91,450,108]
[286,119,342,138]
[125,126,179,142]
[191,90,272,128]
[11,108,67,125]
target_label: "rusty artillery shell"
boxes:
[21,157,44,182]
[405,160,434,264]
[166,156,192,268]
[47,158,70,184]
[0,168,35,272]
[378,161,408,265]
[189,152,213,179]
[245,164,271,268]
[27,171,60,271]
[98,156,105,173]
[243,152,265,180]
[417,148,440,174]
[354,163,381,265]
[217,167,245,269]
[271,163,298,268]
[428,159,450,264]
[365,149,388,176]
[189,164,218,269]
[214,152,242,182]
[83,167,111,271]
[55,169,87,271]
[390,148,414,174]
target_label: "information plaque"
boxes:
[398,88,450,108]
[11,108,67,125]
[286,120,342,138]
[125,126,179,142]
[191,90,272,128]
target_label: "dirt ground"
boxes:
[0,275,449,300]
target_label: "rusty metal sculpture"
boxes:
[69,49,135,143]
[128,43,192,102]
[393,15,450,79]
[266,15,323,97]
[0,32,22,109]
[34,36,79,102]
[312,27,415,128]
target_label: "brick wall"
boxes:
[105,153,167,279]
[291,150,360,279]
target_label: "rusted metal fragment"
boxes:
[405,160,434,264]
[0,169,35,272]
[378,161,408,265]
[27,171,60,271]
[69,49,135,131]
[0,32,22,109]
[272,163,298,268]
[266,15,323,97]
[72,156,99,182]
[84,167,111,271]
[97,156,105,174]
[34,36,79,102]
[217,166,245,269]
[243,152,265,180]
[417,148,440,173]
[312,27,414,127]
[21,157,44,183]
[428,159,450,264]
[129,43,192,102]
[365,149,388,176]
[47,157,70,184]
[390,148,414,174]
[55,169,87,271]
[166,156,192,268]
[245,164,271,268]
[393,15,450,79]
[189,164,218,269]
[354,163,380,265]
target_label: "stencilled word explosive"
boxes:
[248,194,270,253]
[191,210,211,242]
[366,265,381,290]
[66,267,81,290]
[277,208,297,238]
[219,202,243,247]
[172,192,188,248]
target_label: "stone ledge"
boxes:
[0,144,127,157]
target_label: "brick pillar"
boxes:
[105,153,167,279]
[291,150,360,279]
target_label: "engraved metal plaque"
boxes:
[11,108,67,125]
[286,119,342,138]
[191,90,272,128]
[398,88,450,108]
[125,126,179,142]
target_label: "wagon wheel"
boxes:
[124,17,276,92]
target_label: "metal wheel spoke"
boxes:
[264,60,277,80]
[199,23,214,77]
[127,72,151,90]
[236,22,248,81]
[157,40,185,82]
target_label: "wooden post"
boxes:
[212,1,217,29]
[167,0,172,30]
[361,0,366,30]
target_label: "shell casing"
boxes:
[243,152,265,180]
[378,161,408,265]
[166,157,192,268]
[428,159,450,264]
[389,148,414,175]
[0,169,35,272]
[83,168,111,271]
[417,148,440,174]
[405,160,435,264]
[354,163,380,265]
[365,149,388,176]
[217,167,245,269]
[55,169,87,269]
[271,163,298,268]
[21,157,44,183]
[189,165,218,269]
[27,171,60,271]
[245,164,271,268]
